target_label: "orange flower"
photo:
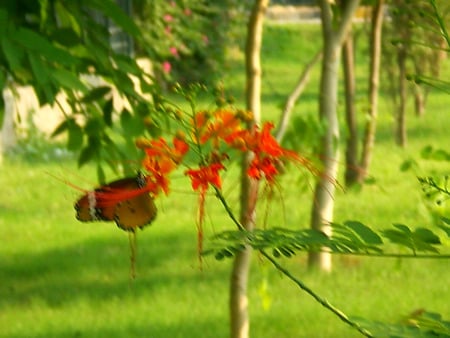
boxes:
[185,162,225,269]
[185,163,225,192]
[141,136,188,167]
[138,136,189,195]
[248,156,279,182]
[227,122,309,183]
[198,110,244,147]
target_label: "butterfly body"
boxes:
[75,174,157,231]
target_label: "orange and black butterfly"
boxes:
[75,173,157,231]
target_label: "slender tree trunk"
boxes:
[342,32,359,186]
[275,51,322,142]
[229,0,267,337]
[1,86,18,163]
[245,0,267,123]
[359,0,384,181]
[230,155,258,338]
[414,85,425,117]
[396,49,407,147]
[308,0,360,271]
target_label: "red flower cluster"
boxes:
[137,109,307,195]
[185,163,225,193]
[136,108,313,264]
[193,111,303,184]
[136,135,189,195]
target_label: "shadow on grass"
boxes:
[5,317,226,338]
[0,230,230,310]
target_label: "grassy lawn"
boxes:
[1,23,449,337]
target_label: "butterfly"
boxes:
[75,173,157,231]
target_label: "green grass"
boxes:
[1,23,450,337]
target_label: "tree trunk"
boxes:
[342,32,359,186]
[308,0,360,271]
[396,49,407,147]
[275,50,322,142]
[359,0,384,181]
[245,0,267,123]
[229,0,267,337]
[413,83,426,117]
[230,155,258,338]
[1,87,18,163]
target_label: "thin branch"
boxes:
[335,0,362,47]
[260,250,374,338]
[214,186,245,231]
[430,0,450,48]
[275,50,322,142]
[326,251,450,259]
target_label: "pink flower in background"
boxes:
[162,61,171,74]
[202,35,209,45]
[169,47,179,57]
[165,26,172,35]
[163,14,174,22]
[184,8,192,16]
[170,1,176,7]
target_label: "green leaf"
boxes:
[393,223,412,233]
[421,146,450,161]
[0,9,8,36]
[54,1,81,35]
[214,252,225,260]
[28,53,50,85]
[438,218,450,237]
[0,70,5,129]
[85,118,104,136]
[112,54,142,75]
[413,228,440,245]
[120,109,144,136]
[382,224,441,253]
[78,147,94,167]
[51,120,69,138]
[102,99,114,127]
[429,149,450,161]
[81,86,111,103]
[112,72,137,98]
[1,36,25,72]
[96,164,106,185]
[67,121,84,151]
[13,27,78,66]
[421,145,433,158]
[50,28,80,47]
[272,248,281,258]
[90,0,141,37]
[382,225,415,250]
[52,68,87,92]
[400,159,417,172]
[78,138,99,167]
[344,221,383,245]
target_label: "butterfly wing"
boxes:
[114,194,157,231]
[94,177,138,221]
[74,178,134,222]
[74,175,157,231]
[75,192,98,222]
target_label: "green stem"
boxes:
[214,186,245,231]
[211,185,374,336]
[328,251,450,259]
[430,0,450,48]
[260,250,374,338]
